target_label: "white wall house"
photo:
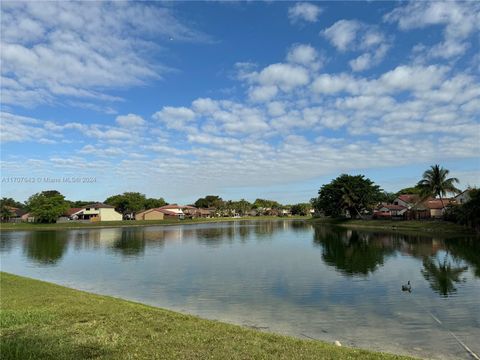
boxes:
[70,203,122,221]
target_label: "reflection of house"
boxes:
[69,203,122,221]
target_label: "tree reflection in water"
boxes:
[313,226,395,276]
[23,231,68,265]
[111,229,146,257]
[421,254,468,297]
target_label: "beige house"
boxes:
[135,208,165,221]
[135,204,187,221]
[70,203,122,221]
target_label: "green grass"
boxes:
[0,272,412,360]
[308,218,476,235]
[0,216,308,232]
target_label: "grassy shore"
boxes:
[0,216,308,232]
[0,272,411,360]
[308,218,476,235]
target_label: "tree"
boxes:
[105,192,147,215]
[312,174,383,218]
[444,188,480,230]
[144,197,167,209]
[0,204,14,222]
[290,203,311,216]
[231,199,252,216]
[379,192,396,203]
[253,199,281,210]
[417,164,460,210]
[194,195,224,209]
[395,185,423,196]
[0,197,24,209]
[26,190,69,223]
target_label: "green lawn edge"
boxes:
[0,272,413,360]
[0,216,309,232]
[307,218,477,236]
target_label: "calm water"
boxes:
[1,220,479,359]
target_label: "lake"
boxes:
[1,220,479,359]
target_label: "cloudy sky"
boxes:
[1,1,479,204]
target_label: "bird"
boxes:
[401,281,412,292]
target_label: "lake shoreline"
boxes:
[307,218,477,236]
[0,216,309,232]
[0,272,413,360]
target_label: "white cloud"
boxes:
[385,1,480,59]
[0,112,46,142]
[249,85,278,102]
[322,20,361,51]
[257,63,310,91]
[79,144,125,157]
[286,44,321,70]
[0,2,209,108]
[288,3,322,23]
[116,114,145,127]
[322,20,390,71]
[153,106,196,131]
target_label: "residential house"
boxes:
[373,204,408,219]
[136,204,187,220]
[135,208,166,221]
[68,203,122,221]
[424,198,456,219]
[1,206,27,222]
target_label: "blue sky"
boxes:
[1,1,479,204]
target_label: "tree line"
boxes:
[0,192,311,223]
[310,164,478,230]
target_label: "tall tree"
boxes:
[26,190,69,223]
[290,203,311,216]
[417,164,460,210]
[194,195,224,209]
[105,192,146,215]
[0,197,24,209]
[144,197,167,209]
[312,174,383,218]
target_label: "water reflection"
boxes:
[421,254,468,297]
[313,226,395,276]
[1,221,479,360]
[111,229,146,257]
[23,231,68,265]
[311,224,479,297]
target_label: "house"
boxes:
[1,206,27,222]
[136,204,187,221]
[135,208,166,221]
[68,203,122,221]
[424,198,456,218]
[393,194,420,208]
[455,189,472,204]
[373,204,407,219]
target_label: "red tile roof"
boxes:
[425,199,455,209]
[66,207,83,216]
[397,194,420,203]
[380,204,407,210]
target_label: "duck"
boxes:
[401,281,412,292]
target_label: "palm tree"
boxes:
[417,164,460,210]
[421,255,467,297]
